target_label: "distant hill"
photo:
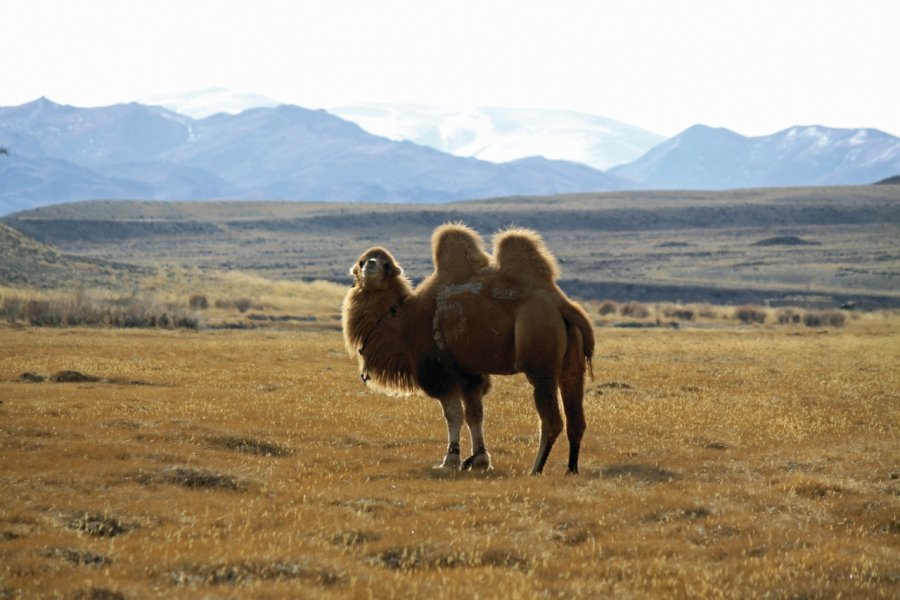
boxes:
[874,175,900,185]
[0,222,147,288]
[5,186,898,308]
[610,124,900,189]
[330,104,665,171]
[0,98,628,215]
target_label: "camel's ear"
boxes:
[384,259,403,279]
[349,262,360,284]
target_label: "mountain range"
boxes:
[0,98,626,215]
[1,94,898,216]
[142,89,664,170]
[611,124,900,189]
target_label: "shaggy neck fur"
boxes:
[342,274,419,395]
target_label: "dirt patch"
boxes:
[599,464,681,483]
[377,545,475,571]
[18,372,45,383]
[753,235,820,246]
[17,371,152,385]
[589,381,633,395]
[50,370,101,383]
[331,530,381,547]
[165,560,346,587]
[206,435,294,457]
[376,545,530,571]
[66,513,132,537]
[45,547,112,566]
[480,548,531,570]
[71,589,125,600]
[551,520,595,546]
[136,466,249,491]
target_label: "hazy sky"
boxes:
[2,0,898,137]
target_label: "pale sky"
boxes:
[2,0,898,137]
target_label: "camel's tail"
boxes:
[559,294,595,380]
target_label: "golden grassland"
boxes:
[1,315,898,598]
[0,270,348,330]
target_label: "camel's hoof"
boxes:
[436,452,461,469]
[461,451,492,471]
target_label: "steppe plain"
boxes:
[1,186,898,598]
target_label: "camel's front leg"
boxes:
[436,395,463,468]
[461,376,492,470]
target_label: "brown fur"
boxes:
[430,223,491,283]
[342,224,595,474]
[493,227,560,283]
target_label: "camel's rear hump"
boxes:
[492,228,560,284]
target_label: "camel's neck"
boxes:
[343,279,418,393]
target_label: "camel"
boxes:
[341,224,594,475]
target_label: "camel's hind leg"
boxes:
[528,373,564,475]
[560,324,587,474]
[461,375,492,470]
[436,393,463,468]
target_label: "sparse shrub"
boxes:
[778,309,802,325]
[621,301,650,319]
[663,305,695,321]
[734,305,767,324]
[804,311,846,328]
[803,312,823,327]
[696,304,718,320]
[0,291,198,329]
[597,300,619,316]
[1,296,23,322]
[234,298,252,313]
[24,300,54,326]
[825,311,847,327]
[189,294,209,310]
[214,297,254,313]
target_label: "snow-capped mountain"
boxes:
[0,98,628,214]
[610,124,900,189]
[330,104,665,171]
[140,87,282,118]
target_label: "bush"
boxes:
[189,294,209,310]
[234,298,252,313]
[1,292,198,329]
[663,306,695,321]
[735,305,767,324]
[695,304,718,320]
[803,312,823,327]
[825,311,847,327]
[804,311,846,328]
[597,300,619,316]
[777,309,802,325]
[621,302,650,319]
[214,297,254,313]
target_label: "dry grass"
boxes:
[0,271,347,331]
[1,316,898,598]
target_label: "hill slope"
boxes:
[0,222,146,288]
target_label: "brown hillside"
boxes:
[0,222,147,288]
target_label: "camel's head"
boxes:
[350,247,403,289]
